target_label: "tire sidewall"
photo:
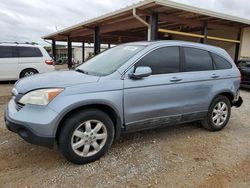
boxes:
[59,109,114,164]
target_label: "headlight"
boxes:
[19,88,64,105]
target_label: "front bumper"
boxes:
[5,114,54,148]
[4,99,58,148]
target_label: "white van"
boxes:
[0,43,55,81]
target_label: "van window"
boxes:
[211,53,232,69]
[184,47,213,72]
[0,46,16,58]
[135,47,180,75]
[18,47,43,57]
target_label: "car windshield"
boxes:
[76,45,144,76]
[238,61,250,68]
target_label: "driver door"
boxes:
[123,46,186,131]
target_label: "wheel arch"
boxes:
[212,91,235,105]
[19,68,39,78]
[55,103,123,142]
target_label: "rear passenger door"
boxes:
[179,47,216,115]
[0,46,18,80]
[17,47,43,74]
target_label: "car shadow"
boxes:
[0,81,16,85]
[240,87,250,92]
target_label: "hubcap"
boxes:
[212,102,228,126]
[71,120,107,157]
[24,71,34,77]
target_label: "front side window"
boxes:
[77,45,145,76]
[211,53,232,69]
[0,46,16,58]
[18,47,43,57]
[135,47,180,75]
[184,47,213,72]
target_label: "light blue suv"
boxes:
[5,41,243,164]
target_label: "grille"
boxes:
[15,103,24,111]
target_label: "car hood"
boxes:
[15,71,100,94]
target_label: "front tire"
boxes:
[202,95,231,131]
[58,109,115,164]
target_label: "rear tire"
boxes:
[202,95,231,131]
[58,109,115,164]
[20,68,38,78]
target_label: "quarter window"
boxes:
[135,47,180,75]
[18,47,43,57]
[184,47,213,72]
[211,53,232,69]
[0,46,16,58]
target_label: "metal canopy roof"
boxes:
[42,0,250,43]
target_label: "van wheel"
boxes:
[58,109,115,164]
[202,95,231,131]
[20,69,38,78]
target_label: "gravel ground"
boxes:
[0,82,249,188]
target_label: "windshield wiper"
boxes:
[75,69,88,74]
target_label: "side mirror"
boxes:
[129,66,152,79]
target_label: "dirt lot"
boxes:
[0,82,249,188]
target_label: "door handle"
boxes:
[170,77,182,82]
[211,74,220,78]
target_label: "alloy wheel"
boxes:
[212,101,228,126]
[71,120,107,157]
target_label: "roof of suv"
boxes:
[124,40,221,48]
[124,40,226,54]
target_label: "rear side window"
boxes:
[18,47,43,57]
[0,46,17,58]
[211,53,232,69]
[136,47,180,75]
[184,47,213,72]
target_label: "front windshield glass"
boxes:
[77,45,145,76]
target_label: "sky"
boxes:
[0,0,249,46]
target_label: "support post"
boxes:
[94,26,100,55]
[150,12,158,41]
[82,41,85,62]
[67,37,72,69]
[108,43,111,49]
[144,16,150,41]
[52,40,56,62]
[234,29,241,62]
[201,22,208,43]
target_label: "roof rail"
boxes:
[0,42,37,45]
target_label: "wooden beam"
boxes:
[100,18,145,34]
[158,28,240,43]
[159,14,239,32]
[70,18,146,39]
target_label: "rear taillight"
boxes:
[45,59,54,65]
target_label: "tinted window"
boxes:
[0,46,16,58]
[136,47,180,75]
[238,61,250,68]
[18,47,42,57]
[184,47,213,72]
[211,53,232,69]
